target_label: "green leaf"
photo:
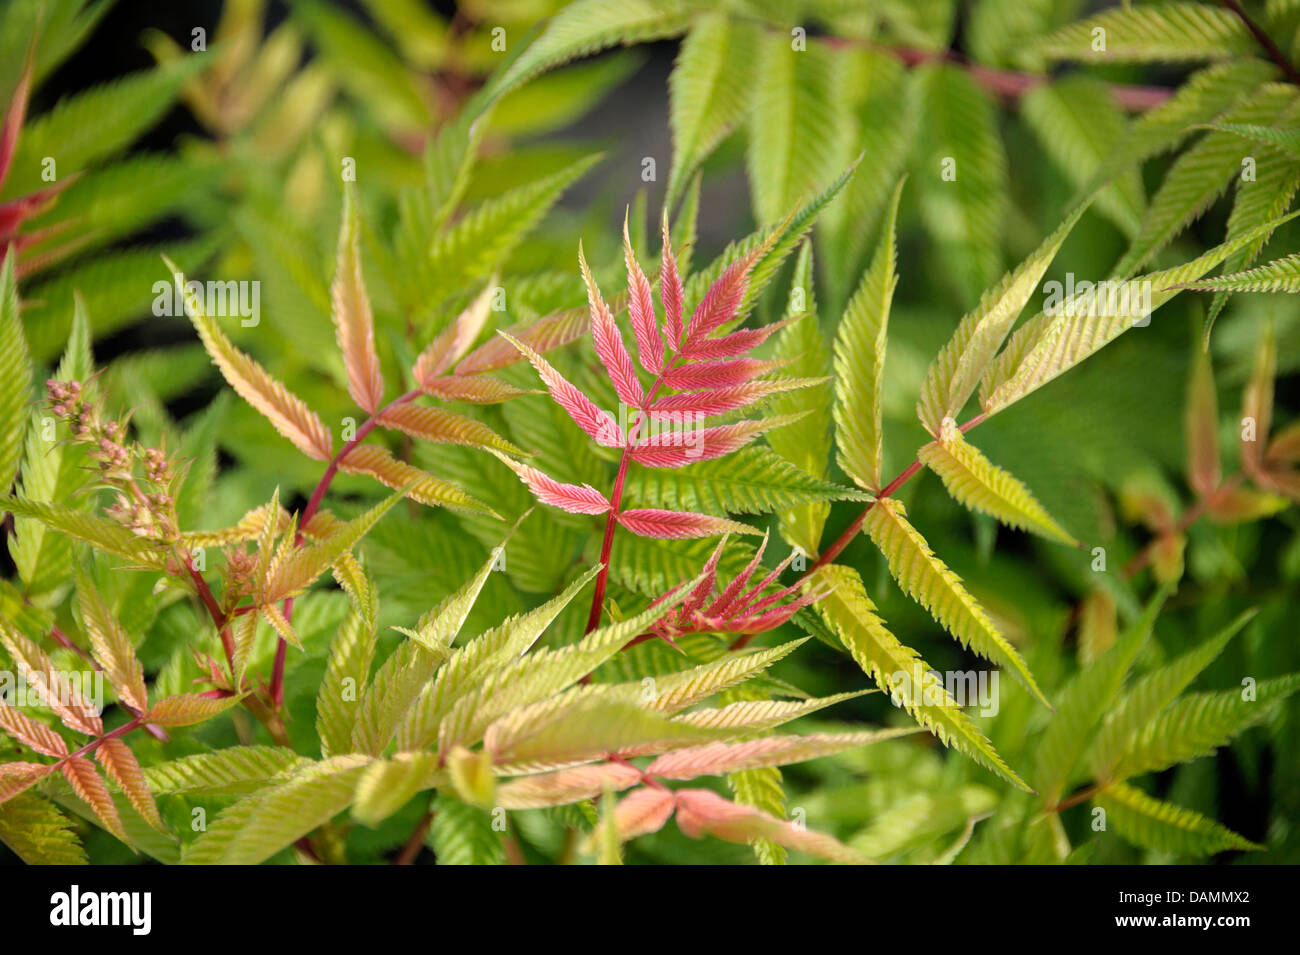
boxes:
[484,698,730,768]
[0,252,31,494]
[351,752,441,827]
[9,300,92,600]
[746,33,853,227]
[0,793,86,865]
[1035,2,1255,63]
[1206,120,1300,157]
[477,0,694,110]
[1034,590,1167,804]
[834,178,903,491]
[265,488,407,603]
[666,13,757,210]
[1095,781,1262,855]
[917,199,1090,437]
[428,793,503,864]
[1113,84,1297,277]
[1202,128,1300,339]
[623,446,869,518]
[1021,75,1145,236]
[918,431,1076,545]
[768,242,833,556]
[1180,251,1300,293]
[3,55,209,199]
[910,63,1008,303]
[864,497,1049,707]
[1088,611,1253,779]
[185,755,372,865]
[809,564,1030,791]
[1108,674,1300,781]
[143,747,310,797]
[2,497,165,565]
[979,210,1300,416]
[1084,60,1275,194]
[292,0,431,133]
[316,583,380,758]
[424,153,601,298]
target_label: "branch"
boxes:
[818,36,1173,110]
[1223,0,1300,87]
[268,386,424,707]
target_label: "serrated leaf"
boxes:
[623,446,869,517]
[477,0,693,109]
[834,178,905,492]
[0,793,86,864]
[746,32,851,226]
[186,755,372,865]
[917,200,1089,436]
[143,747,309,796]
[911,63,1008,303]
[351,752,441,827]
[331,183,385,413]
[265,488,406,603]
[666,14,757,210]
[1035,3,1254,63]
[1095,781,1261,855]
[146,693,238,728]
[170,258,333,462]
[0,252,30,494]
[1108,673,1299,781]
[3,497,164,566]
[1035,590,1167,804]
[980,210,1300,415]
[864,497,1048,706]
[809,564,1030,791]
[1021,76,1145,236]
[1113,84,1297,277]
[918,431,1076,545]
[74,568,146,713]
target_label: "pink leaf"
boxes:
[661,357,787,392]
[710,531,769,614]
[614,785,677,840]
[617,509,759,539]
[581,243,644,408]
[0,43,32,192]
[624,220,663,374]
[682,255,754,348]
[499,332,623,447]
[500,458,612,515]
[455,307,588,376]
[627,419,775,469]
[674,788,869,864]
[422,374,534,405]
[650,377,822,417]
[661,217,685,350]
[413,281,497,384]
[684,317,793,361]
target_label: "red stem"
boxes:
[1223,0,1300,86]
[584,371,673,633]
[268,386,423,707]
[47,624,168,742]
[807,415,986,576]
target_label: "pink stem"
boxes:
[585,373,671,634]
[807,415,986,577]
[268,386,423,707]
